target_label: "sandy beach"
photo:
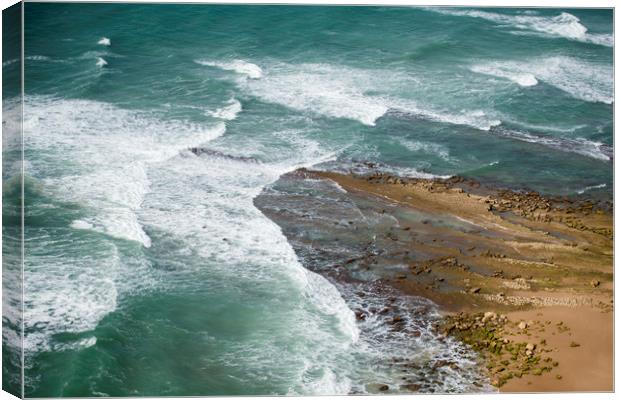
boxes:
[264,168,613,392]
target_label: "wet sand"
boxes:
[258,167,612,393]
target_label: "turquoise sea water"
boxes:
[2,4,613,396]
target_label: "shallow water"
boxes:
[2,4,613,396]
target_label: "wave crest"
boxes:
[470,56,613,104]
[236,62,501,130]
[208,98,243,120]
[492,126,612,161]
[97,37,111,46]
[196,59,263,79]
[430,8,613,47]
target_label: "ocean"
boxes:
[2,3,613,396]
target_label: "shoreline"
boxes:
[257,167,613,393]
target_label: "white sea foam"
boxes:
[4,56,55,67]
[328,159,452,180]
[397,138,451,161]
[430,8,613,47]
[24,235,120,353]
[225,62,500,130]
[470,56,613,104]
[98,37,111,46]
[583,33,614,47]
[385,166,452,180]
[77,51,124,65]
[196,59,263,79]
[26,94,360,394]
[96,57,107,67]
[326,179,348,194]
[208,98,243,120]
[470,64,538,87]
[2,97,22,155]
[140,129,358,394]
[22,96,228,356]
[503,119,587,135]
[493,127,612,161]
[576,183,607,194]
[246,67,388,126]
[24,96,226,247]
[79,50,110,59]
[27,55,49,61]
[390,106,501,131]
[331,282,490,393]
[70,219,94,230]
[508,29,613,47]
[1,231,22,356]
[2,58,18,67]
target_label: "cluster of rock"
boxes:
[482,293,594,308]
[561,214,613,238]
[436,312,559,387]
[345,170,612,238]
[487,189,552,216]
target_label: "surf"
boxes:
[470,56,613,105]
[195,59,264,79]
[428,8,613,47]
[22,94,362,395]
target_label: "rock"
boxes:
[469,287,481,294]
[569,341,580,347]
[590,279,600,288]
[366,384,389,393]
[433,360,457,370]
[518,321,528,330]
[556,375,562,380]
[525,343,536,351]
[482,311,497,322]
[401,383,421,392]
